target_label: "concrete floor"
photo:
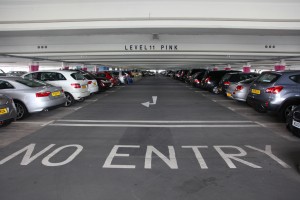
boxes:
[1,75,300,200]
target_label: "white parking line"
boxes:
[57,120,255,123]
[74,107,82,111]
[41,120,54,127]
[85,99,98,102]
[212,99,232,102]
[49,124,261,128]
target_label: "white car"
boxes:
[23,70,90,106]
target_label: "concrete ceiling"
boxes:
[0,0,299,71]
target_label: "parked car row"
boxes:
[0,69,137,127]
[164,69,300,137]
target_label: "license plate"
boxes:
[82,85,87,89]
[51,91,61,97]
[226,92,232,97]
[0,108,8,114]
[251,89,261,94]
[292,120,300,129]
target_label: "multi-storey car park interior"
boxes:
[0,0,300,200]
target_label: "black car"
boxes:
[218,72,259,95]
[287,105,300,137]
[185,69,206,84]
[200,70,240,93]
[191,70,208,88]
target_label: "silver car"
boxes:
[226,77,257,102]
[0,94,17,126]
[247,70,300,120]
[0,77,66,119]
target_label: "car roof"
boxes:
[0,76,24,80]
[261,70,300,75]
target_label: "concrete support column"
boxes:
[62,62,69,70]
[243,63,251,73]
[29,61,39,72]
[224,64,231,71]
[274,60,286,71]
[213,66,218,71]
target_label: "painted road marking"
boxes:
[1,144,290,169]
[85,99,98,102]
[56,120,254,123]
[74,107,82,111]
[50,120,260,128]
[212,99,233,102]
[49,124,260,128]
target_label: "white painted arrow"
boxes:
[141,96,158,107]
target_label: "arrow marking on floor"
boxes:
[141,96,157,108]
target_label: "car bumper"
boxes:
[72,91,90,100]
[0,105,17,122]
[88,85,99,94]
[246,96,280,112]
[27,97,66,113]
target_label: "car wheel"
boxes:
[212,86,219,94]
[14,101,28,120]
[64,92,74,107]
[77,97,85,102]
[280,102,299,121]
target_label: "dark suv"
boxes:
[246,70,300,121]
[200,70,240,93]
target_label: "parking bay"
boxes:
[1,76,300,200]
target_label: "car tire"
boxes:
[212,86,219,94]
[14,101,28,120]
[77,97,85,102]
[64,92,74,107]
[280,102,299,122]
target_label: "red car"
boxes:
[95,71,119,86]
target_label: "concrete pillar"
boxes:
[243,63,251,73]
[224,64,231,71]
[29,62,39,72]
[274,60,286,71]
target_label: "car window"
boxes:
[289,75,300,84]
[41,72,66,81]
[24,73,39,80]
[0,80,14,89]
[220,74,231,82]
[71,73,85,80]
[83,74,94,80]
[15,79,47,87]
[256,73,280,83]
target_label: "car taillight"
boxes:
[265,86,283,94]
[36,91,51,97]
[235,85,243,91]
[224,81,230,86]
[194,79,200,83]
[205,77,211,83]
[71,83,81,88]
[88,81,92,84]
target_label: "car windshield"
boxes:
[15,79,47,87]
[240,77,257,84]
